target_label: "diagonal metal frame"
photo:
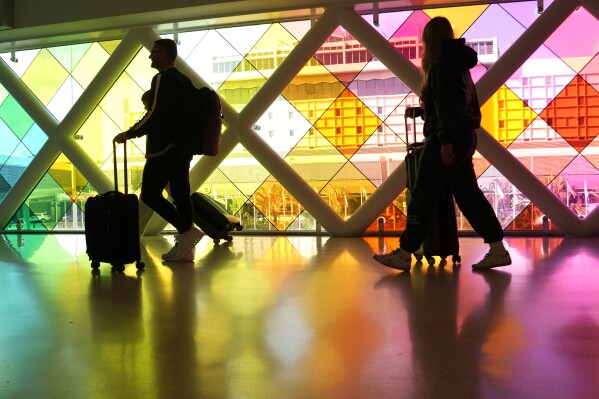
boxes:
[0,33,142,228]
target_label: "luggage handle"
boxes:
[404,106,424,145]
[112,139,128,194]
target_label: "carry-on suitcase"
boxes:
[85,141,145,272]
[191,192,243,244]
[404,106,461,265]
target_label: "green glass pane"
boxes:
[4,204,45,231]
[24,172,71,230]
[71,43,110,89]
[21,49,69,105]
[0,118,20,166]
[0,96,34,139]
[0,173,8,203]
[49,43,92,72]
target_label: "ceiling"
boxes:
[0,0,527,52]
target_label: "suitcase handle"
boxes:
[404,106,424,145]
[112,139,128,194]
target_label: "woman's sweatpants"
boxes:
[399,131,504,253]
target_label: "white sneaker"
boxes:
[472,250,512,270]
[163,247,195,262]
[161,234,180,260]
[175,226,204,259]
[373,248,412,272]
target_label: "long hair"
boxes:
[420,17,455,106]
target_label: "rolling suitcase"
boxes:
[405,106,461,265]
[191,192,243,244]
[85,141,145,272]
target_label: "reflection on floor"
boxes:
[1,234,599,399]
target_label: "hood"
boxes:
[440,38,478,70]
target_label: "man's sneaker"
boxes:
[175,226,204,258]
[472,250,512,270]
[163,247,195,262]
[373,248,412,272]
[161,234,180,260]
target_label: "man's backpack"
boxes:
[188,87,223,156]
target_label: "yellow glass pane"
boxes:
[21,49,69,105]
[71,43,110,88]
[48,44,91,73]
[481,85,537,147]
[125,47,155,90]
[285,129,346,190]
[319,162,377,220]
[219,144,270,197]
[424,5,489,37]
[253,178,303,231]
[99,40,122,55]
[99,74,145,131]
[314,89,382,159]
[198,168,247,216]
[48,153,88,198]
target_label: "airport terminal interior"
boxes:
[1,0,599,398]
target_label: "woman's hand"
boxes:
[441,143,455,166]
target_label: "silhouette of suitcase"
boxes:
[85,141,145,272]
[191,192,242,244]
[405,106,461,265]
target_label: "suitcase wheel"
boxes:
[226,235,233,242]
[213,238,220,244]
[136,261,145,270]
[91,260,100,269]
[235,224,243,231]
[426,256,435,266]
[111,263,125,273]
[414,253,423,262]
[452,255,461,264]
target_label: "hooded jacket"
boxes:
[422,38,481,144]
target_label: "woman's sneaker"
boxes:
[472,251,511,270]
[373,248,412,272]
[163,247,195,262]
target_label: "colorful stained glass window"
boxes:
[1,1,599,234]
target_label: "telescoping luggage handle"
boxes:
[404,106,424,145]
[112,139,128,194]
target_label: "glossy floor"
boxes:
[1,234,598,399]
